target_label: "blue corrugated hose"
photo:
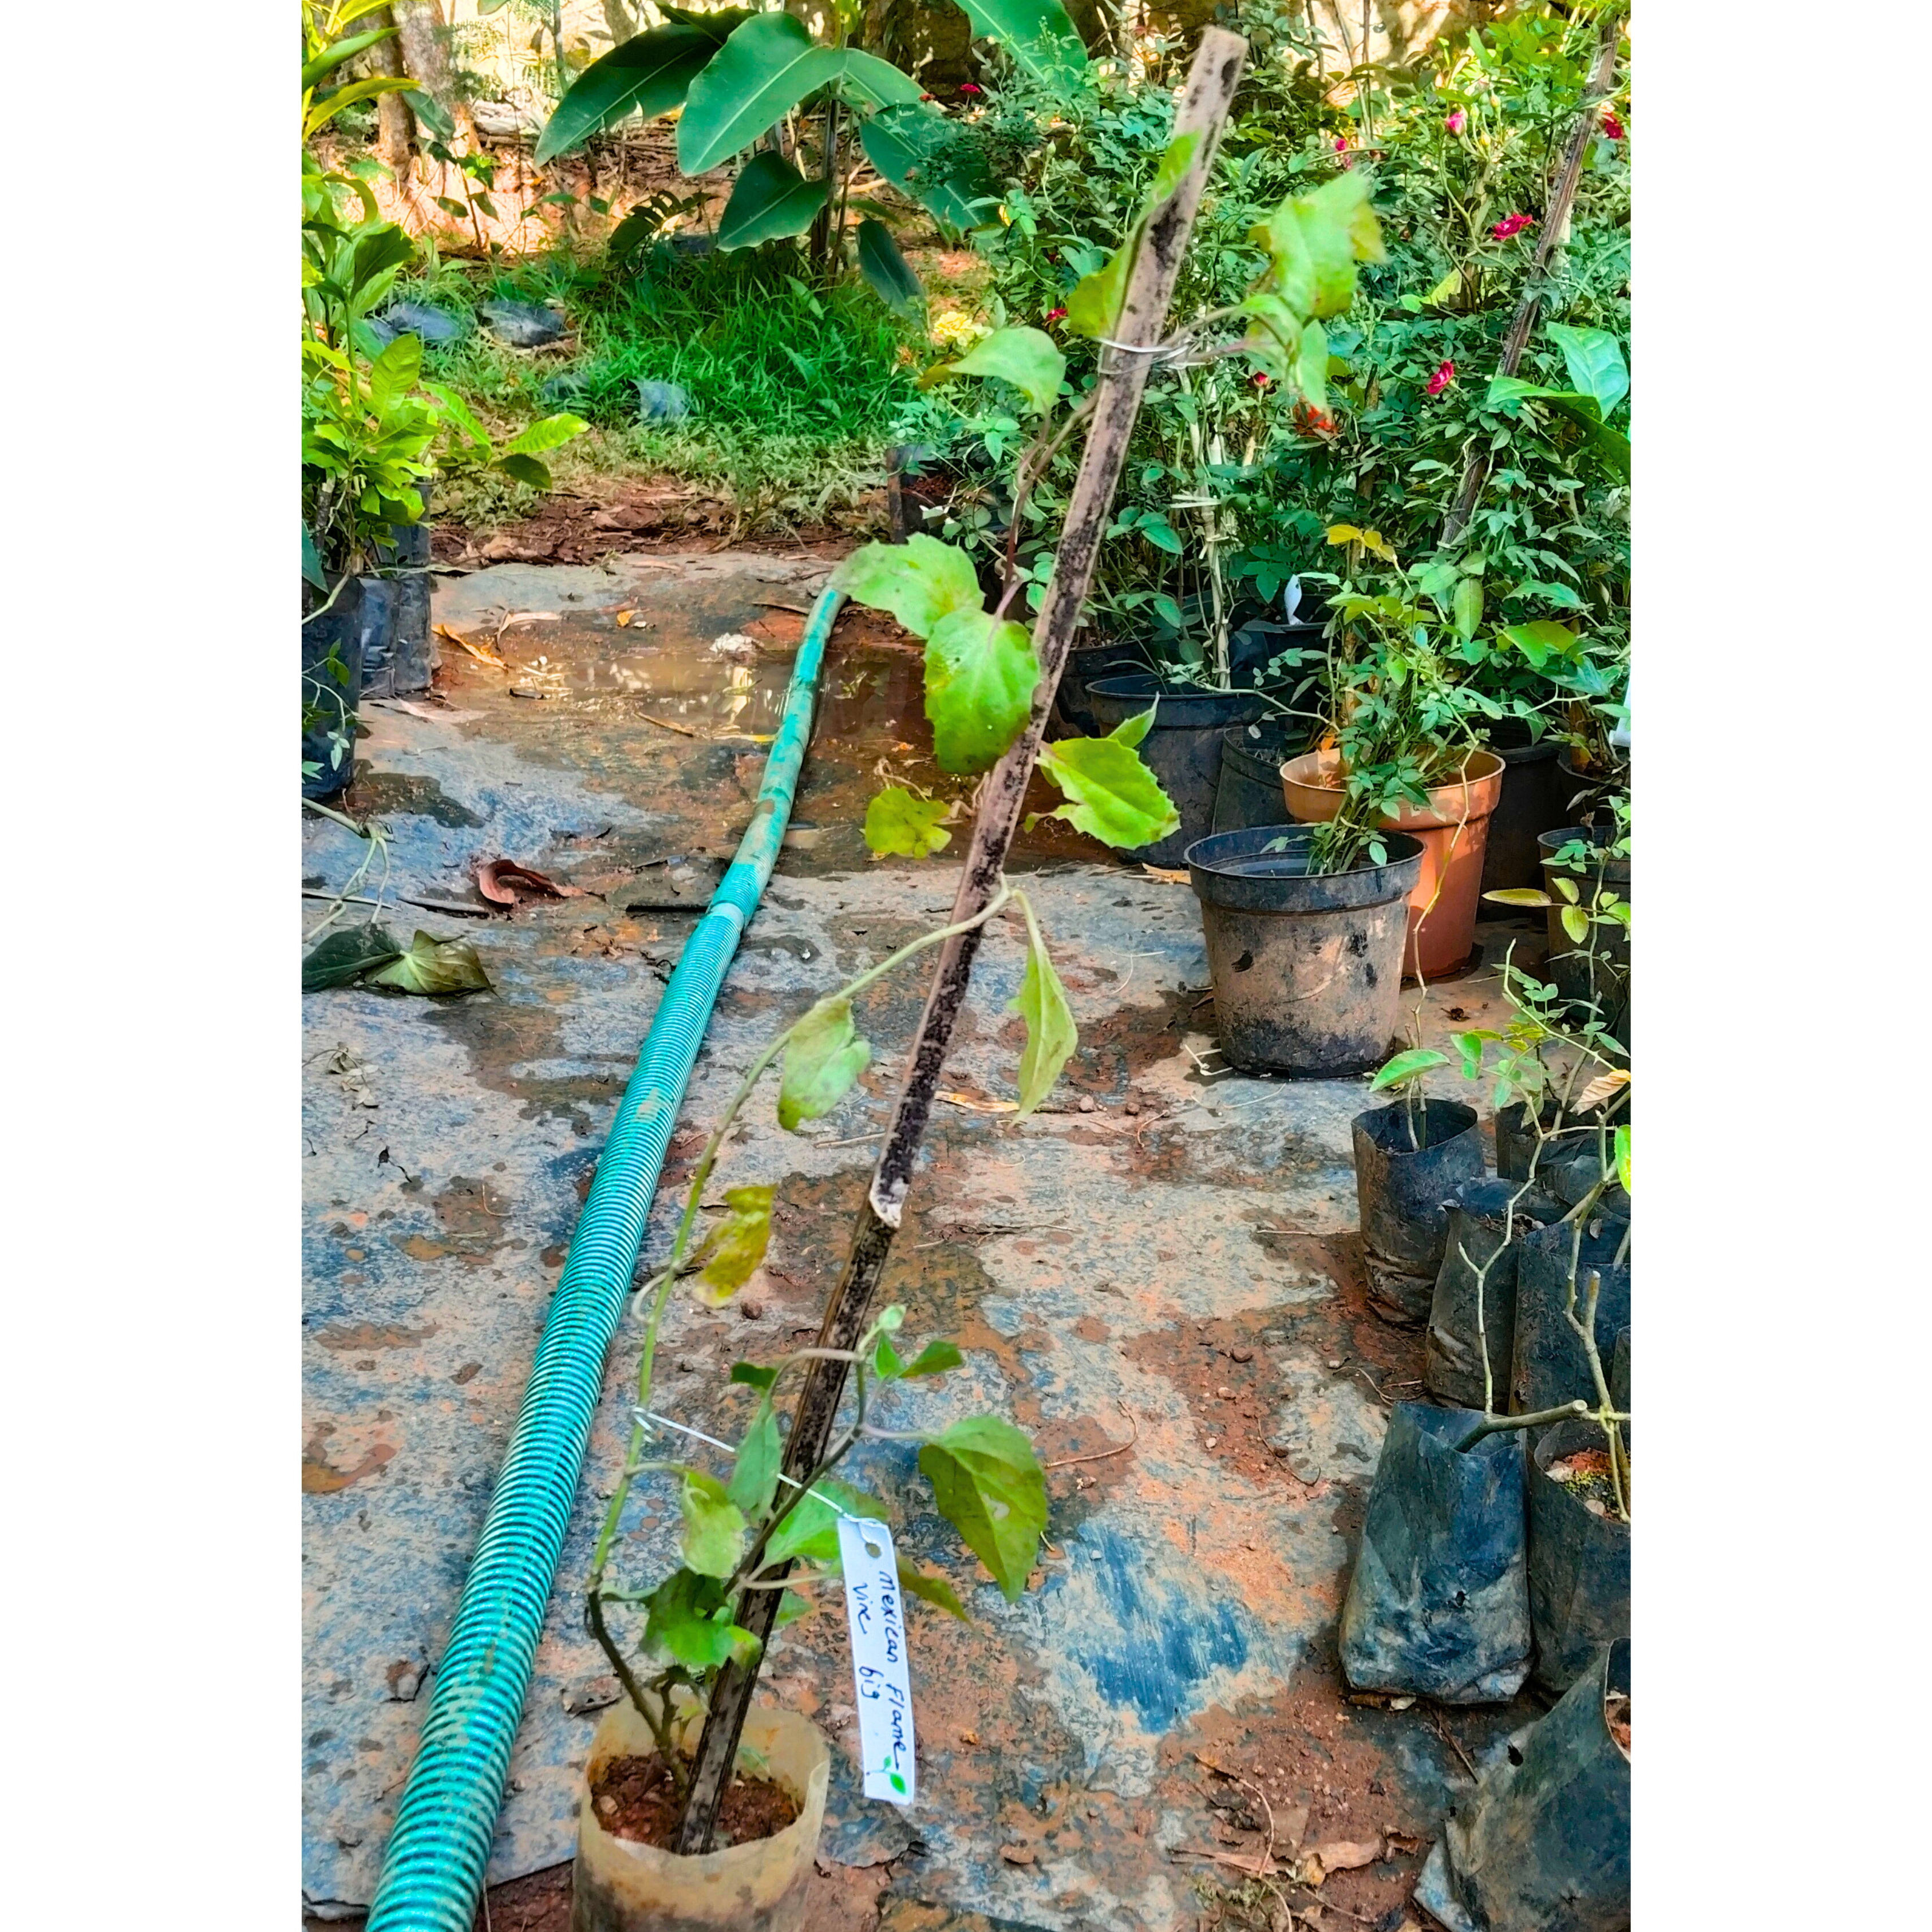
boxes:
[364,584,844,1931]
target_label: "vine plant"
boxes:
[587,38,1386,1854]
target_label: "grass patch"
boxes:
[396,241,933,528]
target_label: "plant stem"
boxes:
[669,29,1252,1857]
[1454,1400,1588,1454]
[1441,15,1621,544]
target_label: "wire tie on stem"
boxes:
[633,1409,866,1522]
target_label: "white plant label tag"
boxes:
[836,1515,916,1807]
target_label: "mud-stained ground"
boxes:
[303,551,1561,1930]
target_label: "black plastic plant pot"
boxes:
[303,575,364,800]
[1494,1101,1611,1184]
[1352,1098,1485,1274]
[1212,720,1304,833]
[1413,1637,1630,1932]
[357,577,397,694]
[368,512,434,696]
[1425,1179,1566,1409]
[1527,1418,1631,1696]
[1511,1213,1630,1415]
[1088,674,1269,866]
[1480,733,1567,894]
[1338,1401,1531,1705]
[1053,643,1153,738]
[1186,827,1421,1078]
[1544,1144,1632,1221]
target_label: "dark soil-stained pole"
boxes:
[1442,14,1623,544]
[673,26,1253,1851]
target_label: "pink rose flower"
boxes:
[1445,109,1467,135]
[1251,371,1272,388]
[959,82,981,95]
[1333,135,1350,152]
[1490,212,1535,240]
[1044,307,1066,324]
[1425,359,1455,397]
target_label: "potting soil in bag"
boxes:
[1339,1401,1531,1704]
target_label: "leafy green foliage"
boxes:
[726,1397,782,1517]
[919,1416,1048,1602]
[856,217,924,314]
[1009,892,1076,1115]
[957,0,1090,94]
[717,152,829,251]
[779,997,872,1130]
[677,13,836,174]
[924,609,1040,772]
[933,326,1066,417]
[863,787,952,858]
[1369,1047,1450,1093]
[532,24,720,164]
[860,104,992,232]
[896,1557,969,1621]
[1065,132,1201,341]
[833,536,982,637]
[1036,710,1180,849]
[641,1566,757,1670]
[695,1185,773,1303]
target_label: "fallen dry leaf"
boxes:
[1141,863,1190,883]
[936,1090,1019,1114]
[434,623,504,667]
[1310,1836,1382,1875]
[1384,1830,1423,1856]
[476,859,587,906]
[615,608,637,627]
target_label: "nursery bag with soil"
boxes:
[1339,1401,1532,1704]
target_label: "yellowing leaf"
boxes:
[367,930,492,995]
[1008,891,1076,1116]
[779,998,871,1130]
[696,1184,773,1302]
[864,787,951,858]
[679,1468,748,1577]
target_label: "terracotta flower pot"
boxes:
[1279,746,1506,979]
[572,1692,831,1932]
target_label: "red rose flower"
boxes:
[1601,112,1625,140]
[959,82,981,95]
[1425,359,1455,396]
[1445,109,1467,135]
[1044,307,1066,324]
[1251,371,1271,388]
[1333,135,1350,152]
[1490,212,1535,240]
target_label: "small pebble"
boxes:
[1229,1346,1254,1362]
[1327,1357,1345,1369]
[676,1356,700,1373]
[738,1297,767,1321]
[1204,1436,1219,1449]
[1077,1095,1096,1113]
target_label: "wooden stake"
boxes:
[671,26,1252,1851]
[1442,15,1623,544]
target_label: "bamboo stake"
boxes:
[1441,14,1623,544]
[671,27,1253,1850]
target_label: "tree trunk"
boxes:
[368,9,415,172]
[392,0,477,149]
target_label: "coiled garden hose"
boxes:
[363,583,844,1931]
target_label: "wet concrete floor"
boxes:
[302,549,1554,1929]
